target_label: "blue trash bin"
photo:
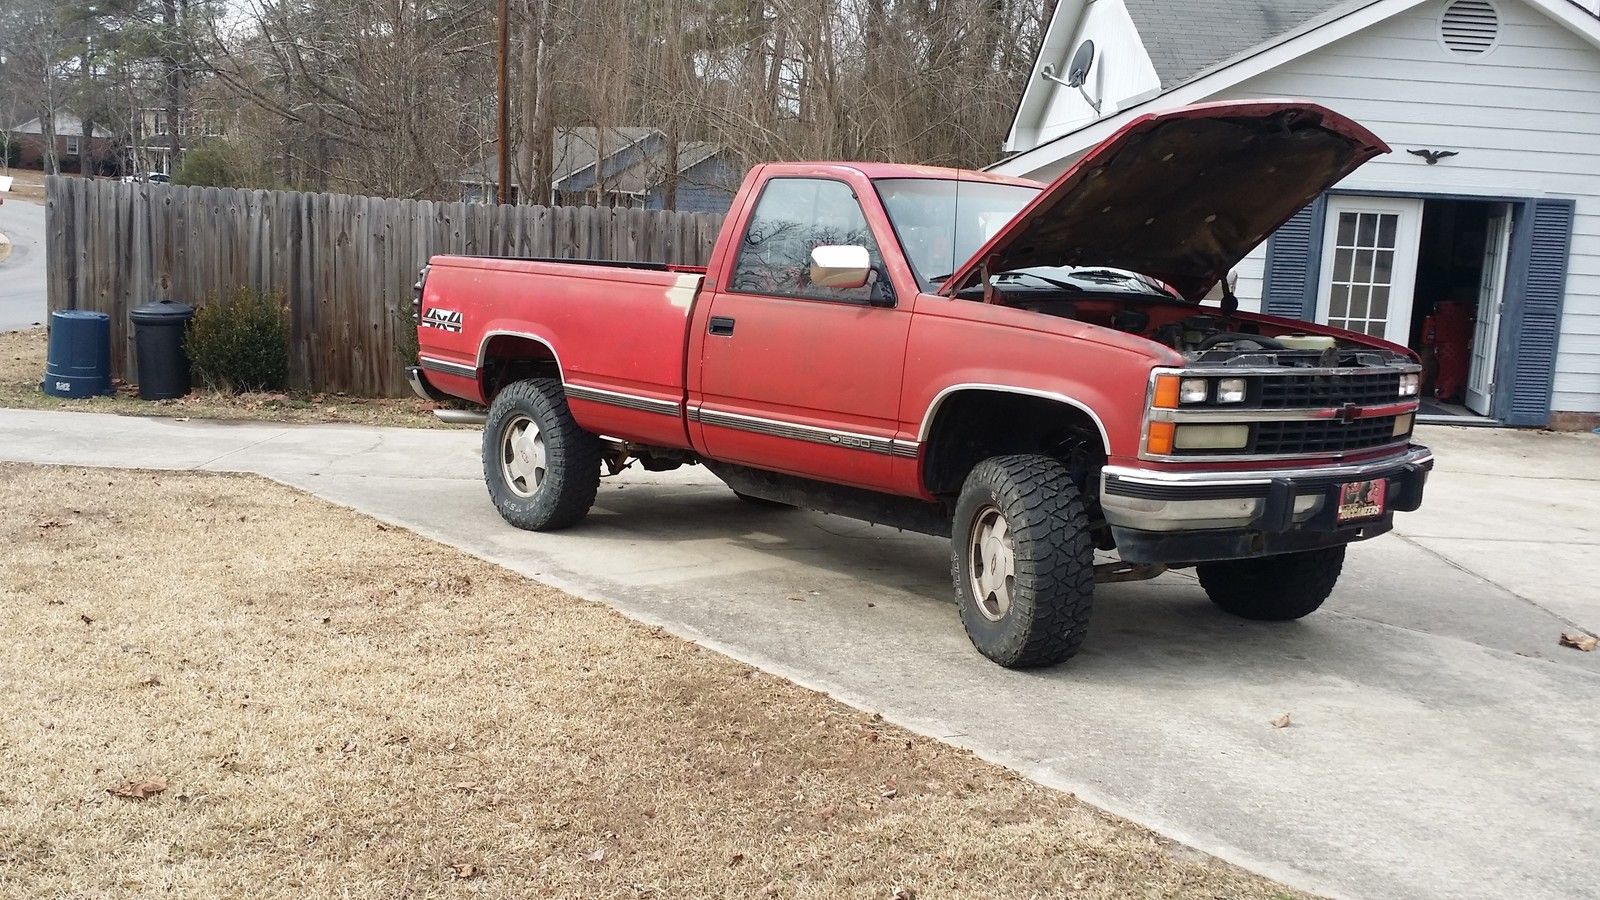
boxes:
[41,310,115,398]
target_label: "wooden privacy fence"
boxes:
[46,176,724,395]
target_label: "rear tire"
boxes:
[1196,546,1345,621]
[483,378,601,531]
[951,455,1095,668]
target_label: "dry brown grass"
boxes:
[0,463,1307,900]
[2,170,47,201]
[0,328,452,428]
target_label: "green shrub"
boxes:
[173,140,243,188]
[188,286,290,392]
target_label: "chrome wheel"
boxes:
[499,413,547,499]
[968,505,1015,622]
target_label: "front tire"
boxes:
[1196,546,1346,620]
[951,455,1095,668]
[483,378,601,531]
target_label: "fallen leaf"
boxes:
[449,862,482,879]
[79,614,95,626]
[892,888,917,900]
[108,777,167,800]
[1559,631,1598,652]
[1270,713,1292,729]
[584,847,607,863]
[340,741,357,753]
[727,852,745,867]
[138,675,161,687]
[786,593,805,602]
[37,520,64,530]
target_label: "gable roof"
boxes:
[995,0,1600,175]
[1126,0,1369,89]
[609,141,729,196]
[7,114,115,139]
[550,126,658,187]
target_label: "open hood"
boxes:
[943,101,1388,301]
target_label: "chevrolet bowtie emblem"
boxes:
[1337,403,1360,424]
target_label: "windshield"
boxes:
[875,178,1040,289]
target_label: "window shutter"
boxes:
[1502,199,1574,426]
[1262,199,1322,320]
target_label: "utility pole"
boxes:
[495,0,511,205]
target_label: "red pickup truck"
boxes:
[410,101,1432,669]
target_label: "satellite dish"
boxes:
[1040,40,1103,113]
[1066,40,1095,88]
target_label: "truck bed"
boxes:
[418,255,705,448]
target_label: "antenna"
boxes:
[1041,40,1101,113]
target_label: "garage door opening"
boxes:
[1409,199,1511,420]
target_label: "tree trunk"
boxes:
[516,0,554,206]
[163,0,182,172]
[39,104,59,176]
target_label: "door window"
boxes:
[1316,197,1422,346]
[1327,211,1400,337]
[731,178,885,304]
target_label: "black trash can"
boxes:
[130,300,196,400]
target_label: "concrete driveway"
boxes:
[0,196,47,331]
[0,409,1595,900]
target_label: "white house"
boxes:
[993,0,1600,428]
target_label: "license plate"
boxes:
[1336,479,1387,522]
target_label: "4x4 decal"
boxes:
[421,307,463,333]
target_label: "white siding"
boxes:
[1211,0,1600,412]
[1027,0,1163,149]
[1216,244,1267,314]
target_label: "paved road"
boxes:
[1,410,1596,900]
[0,197,47,331]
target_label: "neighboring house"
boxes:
[462,127,741,212]
[4,115,117,173]
[994,0,1600,428]
[126,106,223,176]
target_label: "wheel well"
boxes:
[921,391,1108,498]
[479,334,561,400]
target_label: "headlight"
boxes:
[1217,377,1247,404]
[1173,424,1251,451]
[1398,373,1420,397]
[1179,378,1209,404]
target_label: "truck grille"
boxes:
[1258,372,1401,409]
[1250,416,1401,455]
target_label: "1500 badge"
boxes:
[421,307,463,333]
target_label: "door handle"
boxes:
[708,316,736,336]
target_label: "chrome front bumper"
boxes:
[1100,445,1434,564]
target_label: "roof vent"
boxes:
[1440,0,1500,55]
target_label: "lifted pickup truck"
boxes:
[410,100,1432,669]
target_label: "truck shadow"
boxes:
[588,480,1357,680]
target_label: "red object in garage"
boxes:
[1431,299,1474,402]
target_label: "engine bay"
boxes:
[1002,293,1408,368]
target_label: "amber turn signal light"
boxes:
[1146,421,1176,455]
[1152,374,1181,408]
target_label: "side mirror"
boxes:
[809,244,871,290]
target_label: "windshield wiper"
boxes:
[995,271,1086,293]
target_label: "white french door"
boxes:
[1316,197,1424,346]
[1465,205,1513,416]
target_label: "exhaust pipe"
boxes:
[433,408,488,426]
[1094,561,1167,584]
